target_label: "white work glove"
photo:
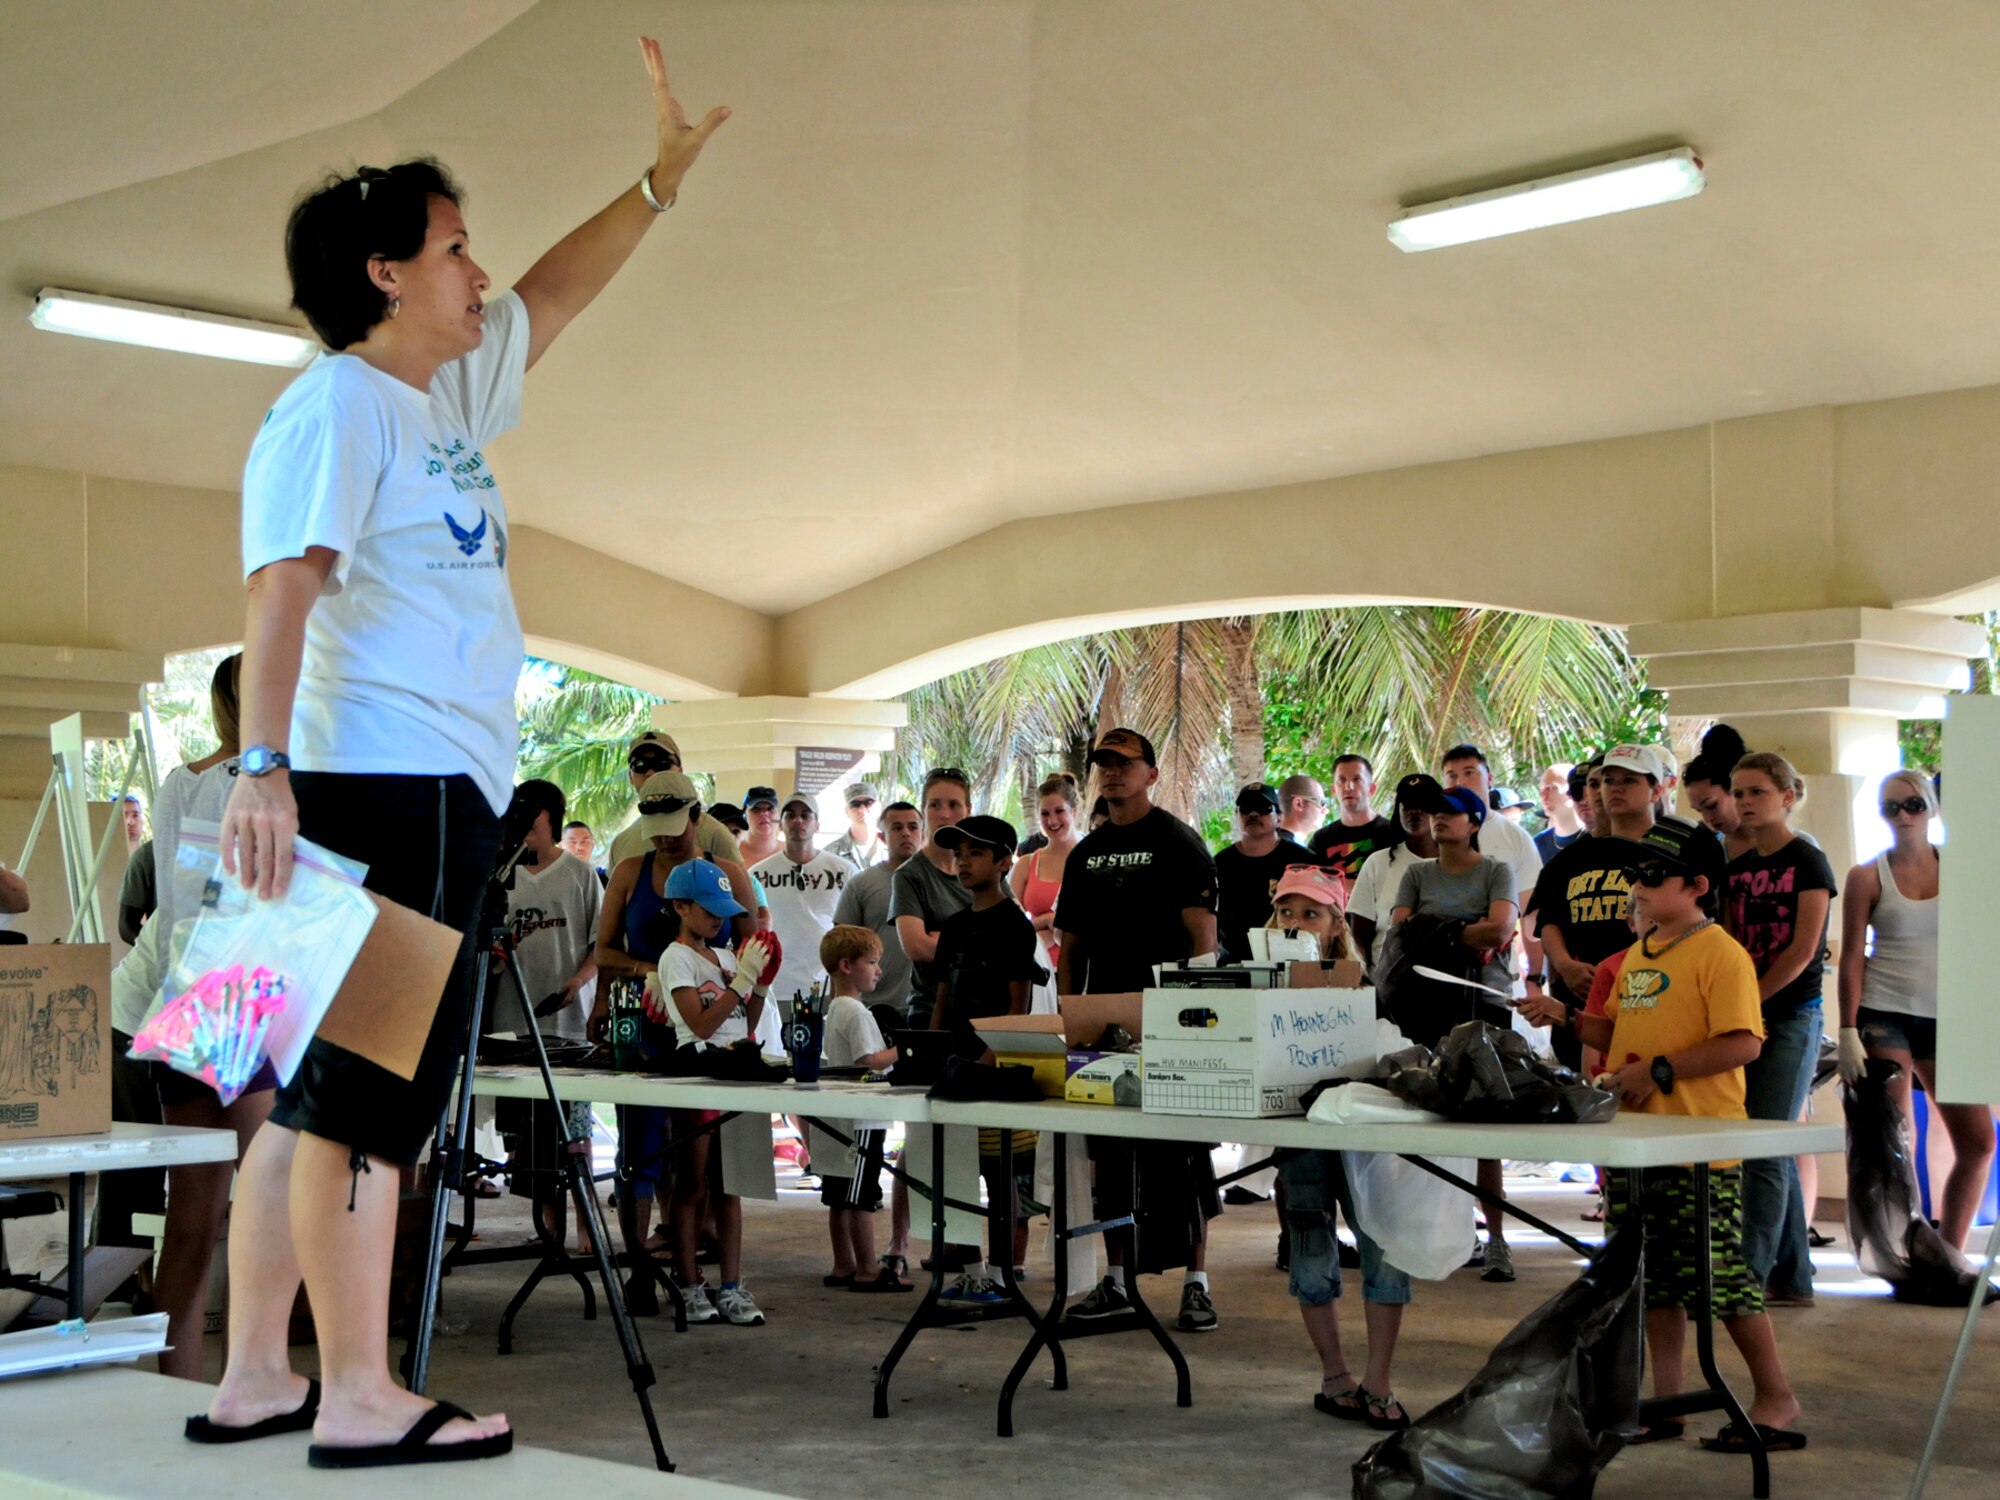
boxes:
[1837,1026,1868,1086]
[730,935,774,997]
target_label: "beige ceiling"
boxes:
[6,0,2000,616]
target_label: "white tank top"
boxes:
[1861,850,1939,1019]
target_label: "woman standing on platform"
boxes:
[195,39,728,1465]
[1010,772,1080,972]
[1837,772,1989,1246]
[1724,752,1836,1308]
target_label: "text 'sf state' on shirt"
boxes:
[240,290,532,813]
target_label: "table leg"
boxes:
[874,1123,949,1417]
[994,1127,1066,1436]
[1905,1211,2000,1499]
[1691,1164,1767,1498]
[66,1172,84,1323]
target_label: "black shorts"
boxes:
[268,772,500,1165]
[821,1129,886,1211]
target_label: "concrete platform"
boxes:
[0,1366,785,1499]
[7,1174,1996,1498]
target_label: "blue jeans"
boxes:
[1278,1151,1411,1307]
[1741,1002,1820,1298]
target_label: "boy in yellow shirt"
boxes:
[1574,816,1804,1454]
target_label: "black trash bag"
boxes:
[1375,1022,1617,1125]
[926,1055,1044,1103]
[1374,916,1510,1049]
[1843,1058,1999,1307]
[1354,1223,1644,1500]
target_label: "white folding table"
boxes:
[0,1122,237,1323]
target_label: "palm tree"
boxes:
[886,605,1660,834]
[513,658,663,834]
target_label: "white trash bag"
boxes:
[1341,1149,1477,1282]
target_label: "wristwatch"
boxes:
[1650,1055,1676,1096]
[240,745,292,778]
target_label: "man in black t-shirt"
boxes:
[1522,745,1660,1067]
[1055,727,1221,1334]
[1308,752,1401,885]
[1214,782,1323,961]
[1055,728,1218,994]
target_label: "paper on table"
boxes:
[0,1314,169,1380]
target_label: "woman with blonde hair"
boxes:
[1724,751,1837,1306]
[1837,772,1987,1246]
[1011,772,1081,971]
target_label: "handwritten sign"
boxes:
[1141,988,1377,1118]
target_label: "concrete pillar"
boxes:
[1630,607,1985,1211]
[648,696,909,818]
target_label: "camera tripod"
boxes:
[402,836,672,1471]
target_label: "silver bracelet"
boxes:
[639,167,674,213]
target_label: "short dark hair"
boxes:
[882,800,920,816]
[562,820,591,834]
[510,778,566,835]
[1332,753,1374,777]
[1440,743,1487,768]
[285,159,463,350]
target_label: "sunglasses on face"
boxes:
[848,798,876,809]
[1622,863,1678,887]
[638,794,697,817]
[630,754,677,774]
[1881,796,1930,818]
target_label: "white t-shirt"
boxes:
[1350,842,1423,939]
[494,852,603,1040]
[660,941,747,1052]
[1475,810,1543,898]
[821,992,888,1068]
[240,291,532,814]
[749,850,853,1004]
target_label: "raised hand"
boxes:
[640,34,729,202]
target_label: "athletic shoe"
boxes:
[714,1283,766,1326]
[675,1277,720,1323]
[1481,1241,1516,1283]
[1463,1239,1486,1270]
[1065,1277,1132,1321]
[1177,1282,1218,1332]
[940,1273,1006,1308]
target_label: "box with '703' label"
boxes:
[1140,988,1376,1118]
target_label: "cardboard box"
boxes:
[1141,985,1377,1118]
[0,945,113,1141]
[1065,1052,1141,1106]
[974,1015,1070,1097]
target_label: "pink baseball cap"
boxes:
[1271,863,1348,912]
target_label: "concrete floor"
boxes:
[167,1171,1996,1500]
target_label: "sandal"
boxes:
[1630,1419,1684,1444]
[307,1401,513,1469]
[1312,1372,1364,1421]
[879,1253,909,1282]
[1700,1423,1807,1454]
[1807,1226,1835,1248]
[185,1379,320,1443]
[823,1272,855,1288]
[849,1273,914,1294]
[1361,1387,1410,1431]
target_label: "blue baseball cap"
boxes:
[1439,785,1488,825]
[663,859,747,918]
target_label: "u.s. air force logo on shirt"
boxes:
[432,506,507,572]
[1617,967,1670,1009]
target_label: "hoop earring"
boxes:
[386,296,400,320]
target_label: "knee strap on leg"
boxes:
[346,1148,372,1212]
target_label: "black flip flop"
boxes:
[186,1379,320,1443]
[307,1401,513,1469]
[849,1274,913,1294]
[823,1273,856,1287]
[1700,1423,1807,1454]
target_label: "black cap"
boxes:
[743,785,778,809]
[935,814,1019,856]
[1088,727,1157,767]
[1392,773,1451,815]
[1235,782,1281,814]
[1617,815,1726,886]
[1566,763,1591,800]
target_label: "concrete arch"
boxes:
[773,390,2000,699]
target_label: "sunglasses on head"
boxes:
[926,768,968,784]
[1622,862,1681,887]
[638,794,697,817]
[1881,796,1929,818]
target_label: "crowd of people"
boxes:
[409,709,1963,1459]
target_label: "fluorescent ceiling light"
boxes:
[30,288,318,367]
[1388,147,1705,253]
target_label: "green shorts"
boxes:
[1607,1165,1764,1320]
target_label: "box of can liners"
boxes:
[1140,986,1375,1118]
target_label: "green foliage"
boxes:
[513,657,663,836]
